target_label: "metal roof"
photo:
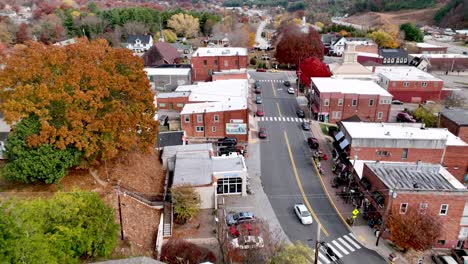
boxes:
[441,108,468,126]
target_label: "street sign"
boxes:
[352,209,359,216]
[352,215,357,219]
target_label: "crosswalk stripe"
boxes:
[295,118,299,122]
[332,240,349,255]
[338,237,355,252]
[326,243,343,258]
[286,117,290,122]
[273,117,277,121]
[344,234,361,249]
[318,252,330,264]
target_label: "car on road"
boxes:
[431,254,458,264]
[256,95,263,104]
[301,122,310,131]
[307,137,319,149]
[231,235,264,249]
[226,211,255,226]
[283,80,291,87]
[294,203,313,225]
[256,68,266,72]
[296,109,305,118]
[396,112,416,123]
[256,107,264,117]
[391,100,403,105]
[255,85,262,94]
[218,137,237,146]
[258,128,267,139]
[287,87,295,94]
[255,81,260,88]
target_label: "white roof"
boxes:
[416,43,446,48]
[311,78,392,96]
[192,47,248,57]
[144,67,191,76]
[410,53,468,59]
[374,66,442,81]
[357,52,382,58]
[178,79,248,114]
[341,122,467,146]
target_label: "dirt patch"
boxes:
[172,209,217,239]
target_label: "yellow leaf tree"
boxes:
[0,38,158,167]
[167,13,199,38]
[367,29,399,48]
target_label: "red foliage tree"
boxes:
[161,238,217,264]
[15,23,31,44]
[297,57,331,87]
[274,22,324,65]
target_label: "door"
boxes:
[169,103,173,110]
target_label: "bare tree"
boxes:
[122,21,149,37]
[444,91,467,108]
[228,24,250,47]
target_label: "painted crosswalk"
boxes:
[258,116,310,123]
[257,79,284,83]
[317,233,362,264]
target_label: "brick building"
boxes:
[309,78,392,123]
[410,43,448,54]
[190,47,248,82]
[378,49,409,65]
[440,108,468,143]
[337,122,468,183]
[357,161,468,249]
[375,66,444,103]
[409,53,468,72]
[156,79,249,142]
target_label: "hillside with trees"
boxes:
[434,0,467,29]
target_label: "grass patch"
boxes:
[319,123,337,135]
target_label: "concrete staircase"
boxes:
[163,202,173,237]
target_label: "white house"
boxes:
[330,37,375,56]
[126,34,153,53]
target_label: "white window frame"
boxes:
[369,99,374,106]
[337,99,343,106]
[422,82,427,87]
[332,111,341,120]
[403,82,409,87]
[214,115,219,122]
[377,112,383,120]
[352,99,357,106]
[184,115,190,123]
[196,126,204,132]
[324,99,330,106]
[197,114,203,123]
[159,103,166,108]
[399,203,408,214]
[439,204,449,215]
[176,103,184,107]
[212,126,216,132]
[420,203,428,214]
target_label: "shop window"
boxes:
[217,177,243,194]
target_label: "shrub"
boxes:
[161,238,216,264]
[250,57,257,65]
[171,186,200,224]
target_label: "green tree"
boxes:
[0,191,119,263]
[2,116,81,183]
[172,186,200,224]
[400,23,424,42]
[269,242,314,264]
[412,106,437,127]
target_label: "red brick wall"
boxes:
[191,55,248,82]
[355,44,378,54]
[460,127,468,143]
[444,145,468,183]
[212,72,248,80]
[440,114,468,142]
[350,146,443,163]
[361,164,468,249]
[387,80,444,103]
[181,109,248,142]
[315,91,391,124]
[417,47,448,54]
[427,57,468,71]
[357,55,382,65]
[157,96,189,111]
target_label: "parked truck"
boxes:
[451,249,468,264]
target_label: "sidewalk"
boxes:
[309,121,409,264]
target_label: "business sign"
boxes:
[226,123,247,134]
[230,119,244,123]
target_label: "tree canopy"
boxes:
[400,23,424,42]
[0,39,158,171]
[269,242,314,264]
[274,22,324,65]
[298,57,331,87]
[367,29,399,48]
[167,13,200,38]
[0,191,119,264]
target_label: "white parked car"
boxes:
[231,235,264,249]
[294,203,313,225]
[287,87,295,94]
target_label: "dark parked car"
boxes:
[256,68,266,72]
[226,211,255,226]
[256,107,264,117]
[296,109,305,118]
[283,80,291,87]
[218,137,237,146]
[301,122,310,131]
[258,128,267,139]
[256,95,263,104]
[255,86,262,94]
[396,112,416,123]
[219,146,238,156]
[391,100,403,105]
[307,137,319,149]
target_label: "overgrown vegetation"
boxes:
[412,106,438,127]
[161,238,217,264]
[171,186,200,224]
[0,191,119,263]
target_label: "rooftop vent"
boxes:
[385,131,390,136]
[413,182,420,189]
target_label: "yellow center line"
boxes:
[271,82,276,97]
[283,131,329,237]
[276,102,282,117]
[311,157,350,229]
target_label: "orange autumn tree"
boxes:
[0,38,158,177]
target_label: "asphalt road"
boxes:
[250,71,386,264]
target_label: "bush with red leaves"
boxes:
[161,238,217,264]
[297,57,331,87]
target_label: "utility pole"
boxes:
[376,188,396,246]
[117,181,124,240]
